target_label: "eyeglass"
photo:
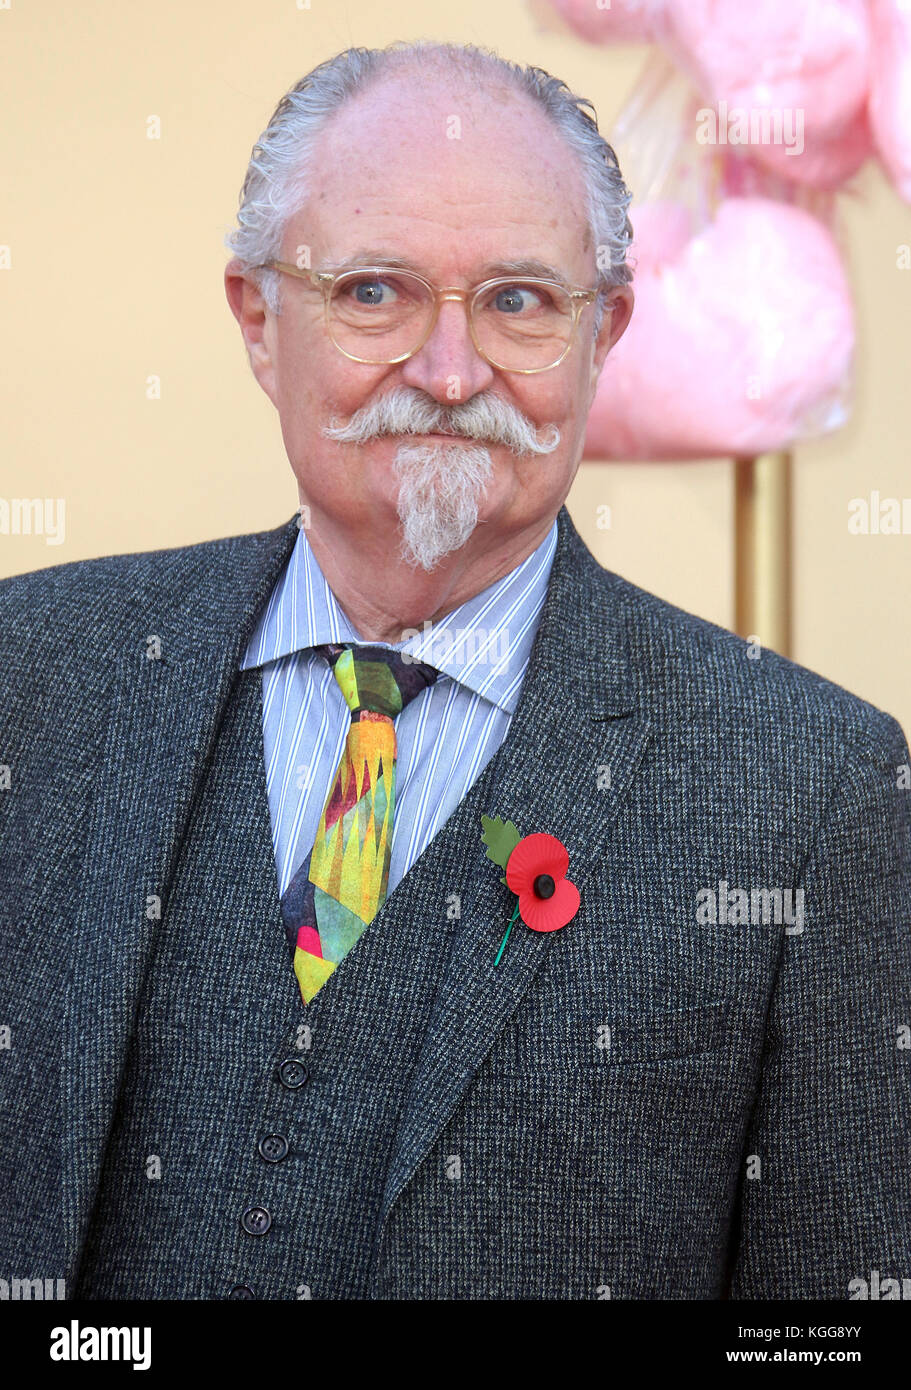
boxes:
[257,260,605,374]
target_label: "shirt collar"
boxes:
[240,516,558,715]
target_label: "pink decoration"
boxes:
[551,0,879,190]
[868,0,911,203]
[664,0,873,188]
[543,0,911,455]
[588,197,854,459]
[548,0,666,44]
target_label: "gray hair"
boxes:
[224,41,634,337]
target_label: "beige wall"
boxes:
[2,2,909,734]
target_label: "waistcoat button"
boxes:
[228,1284,256,1299]
[277,1058,310,1089]
[241,1206,272,1236]
[258,1133,290,1163]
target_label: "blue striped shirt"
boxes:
[240,517,558,900]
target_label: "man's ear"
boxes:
[224,258,279,407]
[588,285,634,402]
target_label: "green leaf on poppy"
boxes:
[480,813,521,871]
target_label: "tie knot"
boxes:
[314,642,440,719]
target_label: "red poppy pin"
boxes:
[480,814,581,966]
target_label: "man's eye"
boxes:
[347,277,400,307]
[492,284,544,315]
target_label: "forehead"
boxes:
[286,67,594,281]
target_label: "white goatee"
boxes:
[321,385,561,571]
[392,441,494,571]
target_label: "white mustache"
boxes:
[322,386,561,456]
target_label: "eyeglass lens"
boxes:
[328,269,576,370]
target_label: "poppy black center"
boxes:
[533,873,556,899]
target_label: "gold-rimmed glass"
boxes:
[258,260,603,373]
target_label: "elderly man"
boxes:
[1,40,909,1304]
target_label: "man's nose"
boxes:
[398,297,496,404]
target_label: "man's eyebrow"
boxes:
[480,257,568,282]
[323,250,570,282]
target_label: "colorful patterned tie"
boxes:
[280,643,441,1005]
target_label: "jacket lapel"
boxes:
[64,514,302,1282]
[371,505,652,1264]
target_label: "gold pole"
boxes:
[733,452,793,658]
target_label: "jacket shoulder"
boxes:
[0,520,293,666]
[0,517,297,740]
[602,566,906,754]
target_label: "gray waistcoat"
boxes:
[75,664,455,1300]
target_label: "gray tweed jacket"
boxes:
[1,504,909,1299]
